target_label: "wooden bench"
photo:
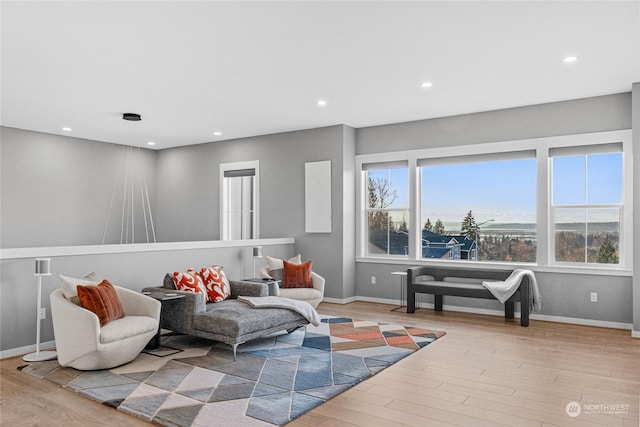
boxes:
[406,266,530,326]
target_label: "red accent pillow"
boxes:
[172,269,208,299]
[282,260,313,288]
[77,279,125,326]
[200,265,231,303]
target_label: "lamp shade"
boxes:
[252,246,263,257]
[34,258,51,276]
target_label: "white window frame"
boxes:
[359,159,412,259]
[220,160,259,240]
[355,130,632,273]
[546,137,630,269]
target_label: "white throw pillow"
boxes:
[266,254,301,272]
[60,272,102,304]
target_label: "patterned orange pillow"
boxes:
[76,279,125,326]
[172,269,207,299]
[200,265,231,302]
[282,260,313,289]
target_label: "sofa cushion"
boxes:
[60,272,102,305]
[192,300,304,338]
[266,254,301,272]
[200,266,231,302]
[77,280,125,326]
[282,260,313,288]
[269,268,284,284]
[172,269,208,298]
[163,274,177,289]
[442,276,485,285]
[100,315,158,344]
[278,287,322,301]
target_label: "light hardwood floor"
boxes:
[1,301,639,426]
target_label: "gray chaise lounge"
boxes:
[142,277,309,358]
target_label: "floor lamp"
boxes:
[23,258,57,362]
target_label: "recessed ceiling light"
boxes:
[147,141,156,146]
[213,131,222,136]
[62,127,72,132]
[421,81,433,88]
[317,100,327,107]
[563,56,578,63]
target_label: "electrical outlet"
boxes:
[590,292,598,303]
[371,276,376,285]
[39,307,46,320]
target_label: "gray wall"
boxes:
[356,262,633,324]
[355,93,635,325]
[633,82,640,334]
[0,243,293,353]
[155,125,356,300]
[357,93,631,154]
[0,127,157,248]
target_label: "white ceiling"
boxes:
[2,1,639,149]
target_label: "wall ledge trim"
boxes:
[0,238,295,260]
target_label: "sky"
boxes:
[368,152,622,226]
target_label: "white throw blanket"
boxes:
[237,295,321,326]
[482,269,542,313]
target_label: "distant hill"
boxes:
[440,222,617,233]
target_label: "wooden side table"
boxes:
[390,271,408,312]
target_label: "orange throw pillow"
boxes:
[282,260,313,289]
[77,279,125,326]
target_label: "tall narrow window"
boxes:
[420,152,536,263]
[364,162,409,256]
[551,144,622,265]
[220,161,259,240]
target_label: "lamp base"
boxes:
[23,350,57,362]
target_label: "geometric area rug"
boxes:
[20,315,445,426]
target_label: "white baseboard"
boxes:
[322,296,358,304]
[1,340,56,360]
[322,296,634,332]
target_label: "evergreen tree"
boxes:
[434,219,445,235]
[397,214,408,232]
[461,210,480,242]
[596,234,618,264]
[424,218,433,231]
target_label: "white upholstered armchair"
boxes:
[50,286,160,370]
[260,266,325,308]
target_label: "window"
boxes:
[364,163,409,256]
[420,152,536,263]
[220,161,259,240]
[551,144,622,265]
[356,130,631,271]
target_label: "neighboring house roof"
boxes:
[422,230,477,251]
[422,247,452,259]
[370,229,477,258]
